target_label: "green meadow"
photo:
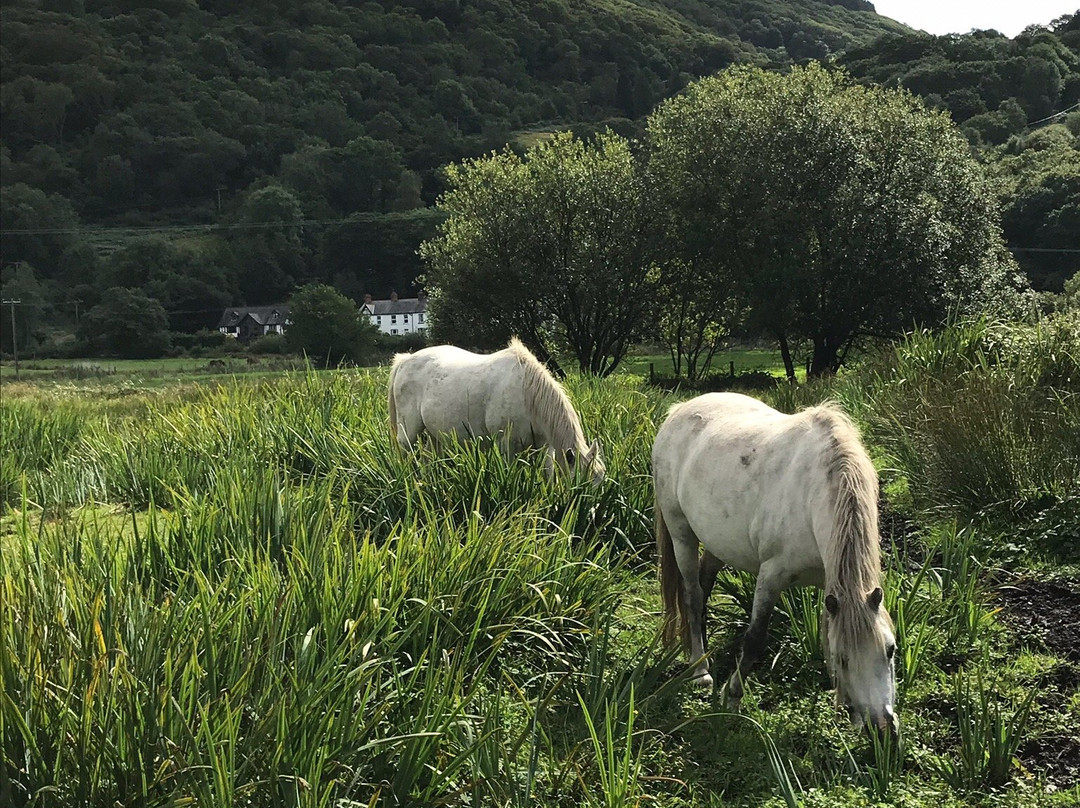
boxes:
[2,315,1078,807]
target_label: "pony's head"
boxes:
[824,586,898,735]
[546,439,605,486]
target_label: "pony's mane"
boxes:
[805,403,885,649]
[506,338,587,451]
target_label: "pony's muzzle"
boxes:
[868,705,899,737]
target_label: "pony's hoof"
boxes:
[721,684,743,711]
[691,671,714,689]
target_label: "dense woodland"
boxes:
[0,0,1078,358]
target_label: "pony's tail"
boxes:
[387,357,400,446]
[656,494,687,653]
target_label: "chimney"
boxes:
[390,290,398,302]
[363,293,372,304]
[417,289,427,303]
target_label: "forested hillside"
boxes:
[836,16,1080,290]
[0,0,1077,357]
[0,0,909,348]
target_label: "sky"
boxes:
[871,1,1077,38]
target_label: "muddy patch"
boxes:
[1019,733,1080,789]
[993,577,1080,663]
[878,499,924,570]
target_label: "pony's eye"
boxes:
[886,644,896,660]
[840,656,848,671]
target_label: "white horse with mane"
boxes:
[653,392,897,734]
[388,338,605,484]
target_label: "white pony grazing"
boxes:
[388,338,605,484]
[653,392,897,734]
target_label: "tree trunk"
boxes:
[523,331,565,378]
[809,335,840,377]
[778,333,797,382]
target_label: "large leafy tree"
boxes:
[421,131,655,376]
[232,183,308,304]
[286,283,377,367]
[993,124,1080,292]
[647,63,1030,377]
[0,262,50,354]
[0,183,82,283]
[78,287,171,359]
[101,236,233,332]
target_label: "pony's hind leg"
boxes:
[396,422,415,453]
[668,517,713,687]
[726,561,786,708]
[698,550,724,655]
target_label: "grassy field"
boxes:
[617,346,798,381]
[0,355,309,386]
[2,316,1078,807]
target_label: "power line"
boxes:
[1008,247,1080,253]
[0,211,438,237]
[1026,101,1080,128]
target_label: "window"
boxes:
[419,313,425,323]
[391,329,398,335]
[403,314,410,322]
[391,314,397,323]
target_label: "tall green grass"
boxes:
[850,313,1080,527]
[2,327,1072,807]
[2,482,623,806]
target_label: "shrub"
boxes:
[246,332,289,355]
[849,314,1080,527]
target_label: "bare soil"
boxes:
[994,577,1080,663]
[995,576,1080,787]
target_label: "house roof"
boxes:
[218,305,290,328]
[362,297,427,315]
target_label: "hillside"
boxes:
[1,0,908,222]
[0,0,911,336]
[835,17,1080,290]
[1,1,1076,355]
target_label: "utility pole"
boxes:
[2,298,21,381]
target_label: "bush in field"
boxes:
[375,331,427,357]
[286,283,377,366]
[78,286,171,358]
[848,313,1080,529]
[246,331,289,355]
[169,329,230,355]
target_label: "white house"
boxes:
[360,291,428,336]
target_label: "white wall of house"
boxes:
[366,310,427,336]
[360,297,428,337]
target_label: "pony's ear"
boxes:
[544,449,557,479]
[583,438,600,464]
[825,594,840,616]
[867,587,884,611]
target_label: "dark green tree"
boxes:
[79,287,171,358]
[0,262,49,355]
[232,183,308,304]
[647,63,1030,378]
[994,124,1080,291]
[101,236,233,332]
[286,283,377,366]
[0,183,81,282]
[421,131,655,376]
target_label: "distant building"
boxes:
[360,291,428,336]
[217,306,290,341]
